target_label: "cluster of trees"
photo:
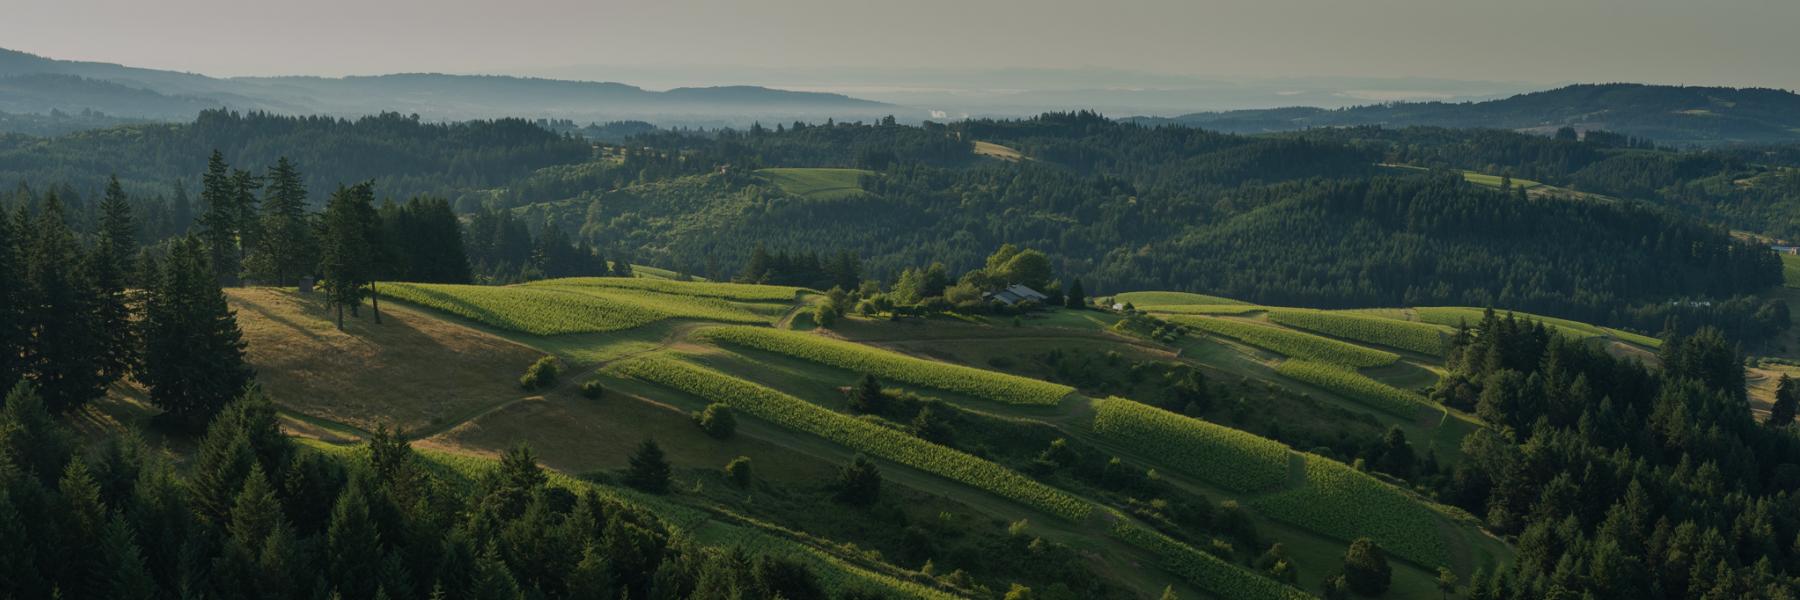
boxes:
[1421,310,1800,598]
[464,207,636,284]
[1,188,252,426]
[0,385,845,600]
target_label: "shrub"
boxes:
[692,402,737,439]
[1342,538,1392,596]
[813,303,839,329]
[579,379,605,399]
[519,356,560,391]
[725,456,753,487]
[835,455,882,506]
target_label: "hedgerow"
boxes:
[1267,310,1450,356]
[1248,454,1451,568]
[615,355,1093,521]
[699,326,1074,406]
[1274,360,1434,418]
[1089,398,1290,492]
[1166,316,1398,368]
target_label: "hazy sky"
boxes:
[7,0,1798,89]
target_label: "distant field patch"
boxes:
[379,282,770,336]
[1139,304,1264,316]
[526,277,806,302]
[700,326,1074,406]
[756,167,874,199]
[1165,315,1399,368]
[1089,397,1290,492]
[1462,171,1543,190]
[973,141,1024,161]
[1114,291,1251,306]
[615,355,1092,521]
[1275,360,1435,418]
[1248,454,1451,568]
[1267,309,1451,356]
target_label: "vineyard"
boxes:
[1274,360,1436,418]
[1248,454,1452,568]
[1138,304,1266,316]
[614,354,1094,521]
[378,282,772,335]
[1088,398,1291,492]
[699,326,1075,406]
[525,277,808,302]
[1165,316,1399,368]
[1113,291,1251,306]
[1267,310,1450,356]
[1110,521,1315,600]
[1410,307,1661,348]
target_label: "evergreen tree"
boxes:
[98,175,139,279]
[624,438,672,494]
[1769,375,1798,427]
[198,150,242,284]
[1065,278,1086,309]
[96,513,157,600]
[0,209,26,390]
[849,374,886,414]
[90,195,137,382]
[138,236,253,427]
[328,484,384,600]
[319,183,378,329]
[20,193,108,412]
[251,156,316,286]
[833,456,882,506]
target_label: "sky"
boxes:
[6,0,1798,90]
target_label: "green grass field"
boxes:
[699,326,1075,406]
[1138,304,1265,316]
[526,277,808,301]
[757,167,876,199]
[1165,315,1400,368]
[378,282,778,336]
[1461,171,1543,190]
[1267,309,1451,356]
[1782,253,1800,288]
[613,354,1093,521]
[1114,291,1251,306]
[1089,397,1292,492]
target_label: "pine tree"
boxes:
[138,236,253,428]
[198,150,242,284]
[97,513,157,600]
[251,157,316,286]
[849,374,886,414]
[20,193,108,412]
[319,183,378,329]
[624,438,672,494]
[98,175,139,279]
[1768,375,1798,427]
[833,456,882,506]
[1064,278,1086,309]
[329,484,384,600]
[0,210,25,390]
[90,201,137,382]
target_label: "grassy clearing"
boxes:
[379,282,772,336]
[1089,398,1291,492]
[756,167,875,199]
[613,354,1093,521]
[526,277,807,301]
[228,288,539,434]
[1110,520,1313,600]
[972,141,1025,161]
[1275,360,1435,419]
[1165,315,1399,368]
[1267,309,1451,356]
[700,326,1075,406]
[1462,171,1543,190]
[1114,291,1251,306]
[1249,454,1452,569]
[1138,304,1265,316]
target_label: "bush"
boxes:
[693,402,737,439]
[813,303,839,329]
[1341,538,1392,596]
[835,455,883,506]
[579,379,605,399]
[725,456,753,487]
[519,356,560,391]
[624,438,671,494]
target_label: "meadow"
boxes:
[756,167,876,199]
[1164,315,1400,368]
[699,326,1075,406]
[1088,397,1291,492]
[1138,304,1265,316]
[1267,309,1450,356]
[378,282,773,336]
[1248,454,1452,568]
[1275,360,1436,418]
[525,277,808,301]
[614,354,1094,521]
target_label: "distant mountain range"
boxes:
[0,48,910,130]
[1128,84,1800,146]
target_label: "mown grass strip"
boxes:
[527,277,806,302]
[379,282,768,335]
[1274,360,1435,418]
[1110,520,1316,600]
[1165,316,1398,368]
[1115,291,1251,306]
[1267,310,1450,356]
[615,355,1093,522]
[1247,454,1451,568]
[1089,398,1290,492]
[700,326,1074,406]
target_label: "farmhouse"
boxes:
[985,284,1049,306]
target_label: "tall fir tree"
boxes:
[198,150,242,284]
[250,157,316,286]
[0,210,24,390]
[20,193,109,412]
[98,175,139,279]
[319,183,378,329]
[1769,375,1798,427]
[91,179,138,381]
[138,236,253,427]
